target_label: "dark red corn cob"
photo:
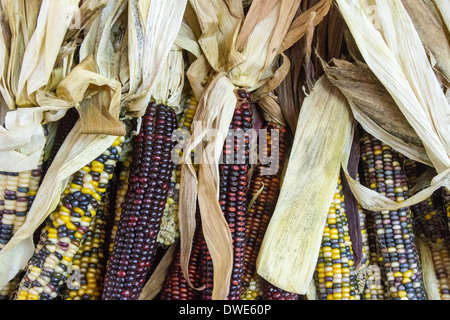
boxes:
[241,122,288,293]
[101,102,177,300]
[160,216,203,300]
[201,89,253,300]
[262,279,299,300]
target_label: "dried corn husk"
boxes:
[335,0,450,174]
[121,0,188,117]
[432,0,450,34]
[16,0,81,107]
[400,0,450,86]
[333,0,450,220]
[256,75,354,294]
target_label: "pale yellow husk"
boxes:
[256,76,354,294]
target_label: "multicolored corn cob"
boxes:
[14,136,124,300]
[0,158,44,250]
[262,279,299,300]
[62,198,109,300]
[158,96,198,246]
[200,89,254,300]
[430,245,450,300]
[101,102,177,300]
[0,152,45,299]
[240,274,264,300]
[241,122,288,293]
[314,178,359,300]
[360,133,426,300]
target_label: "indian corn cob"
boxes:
[14,136,124,300]
[101,102,177,300]
[360,133,426,300]
[160,216,203,300]
[241,122,288,293]
[0,154,44,250]
[314,178,359,300]
[62,198,110,300]
[403,158,450,246]
[0,151,45,299]
[430,245,450,300]
[157,95,198,246]
[201,89,253,300]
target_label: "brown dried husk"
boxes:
[335,0,450,210]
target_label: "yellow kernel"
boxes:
[333,293,342,299]
[398,291,407,298]
[74,207,85,215]
[60,206,71,214]
[92,192,101,202]
[66,222,77,230]
[70,183,82,190]
[74,232,83,239]
[112,138,121,147]
[403,270,413,278]
[81,216,91,223]
[81,188,93,195]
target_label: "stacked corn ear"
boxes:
[240,274,264,300]
[0,153,44,250]
[201,89,253,300]
[0,150,45,300]
[14,136,124,300]
[314,178,359,300]
[160,215,203,300]
[102,102,177,300]
[61,198,110,300]
[158,95,198,246]
[360,133,426,300]
[241,122,288,293]
[355,200,386,300]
